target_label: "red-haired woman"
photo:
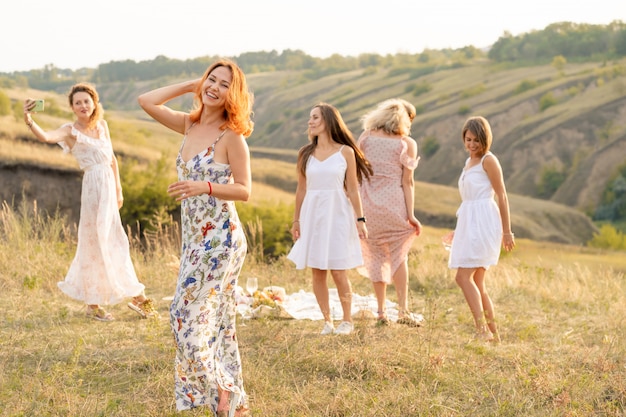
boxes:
[139,59,253,417]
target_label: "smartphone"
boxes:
[32,99,45,112]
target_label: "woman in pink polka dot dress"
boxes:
[356,99,423,327]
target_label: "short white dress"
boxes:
[448,152,503,269]
[57,122,145,305]
[287,147,363,270]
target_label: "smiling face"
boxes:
[307,106,326,138]
[71,91,96,121]
[201,65,232,109]
[463,129,484,158]
[462,116,492,158]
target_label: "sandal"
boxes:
[217,392,249,417]
[397,311,424,328]
[376,311,390,327]
[128,297,159,319]
[86,306,114,322]
[474,330,495,342]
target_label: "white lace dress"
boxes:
[57,122,144,305]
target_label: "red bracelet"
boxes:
[207,181,213,195]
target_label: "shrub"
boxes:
[513,79,539,95]
[457,105,472,115]
[539,92,558,111]
[587,224,626,250]
[536,165,566,198]
[119,155,179,233]
[420,136,440,158]
[0,90,10,115]
[237,201,294,261]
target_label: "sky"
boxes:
[2,0,624,73]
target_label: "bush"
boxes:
[513,79,539,94]
[539,92,558,111]
[119,155,179,233]
[0,89,10,115]
[587,224,626,250]
[237,201,294,261]
[536,165,566,198]
[420,136,440,158]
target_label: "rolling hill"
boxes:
[3,57,622,245]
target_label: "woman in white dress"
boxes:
[288,103,373,336]
[23,83,157,322]
[447,116,515,342]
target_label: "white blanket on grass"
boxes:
[235,287,420,323]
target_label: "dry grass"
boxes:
[0,201,625,416]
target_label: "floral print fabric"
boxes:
[170,133,248,412]
[57,123,144,305]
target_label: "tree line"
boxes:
[1,20,625,91]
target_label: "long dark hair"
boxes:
[297,102,373,184]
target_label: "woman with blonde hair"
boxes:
[356,98,424,327]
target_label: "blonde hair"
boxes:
[361,98,415,137]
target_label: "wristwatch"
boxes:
[357,217,366,223]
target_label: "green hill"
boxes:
[5,57,623,246]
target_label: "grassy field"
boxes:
[1,199,625,417]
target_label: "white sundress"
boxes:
[287,147,363,270]
[57,122,144,305]
[448,152,503,269]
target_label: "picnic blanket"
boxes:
[235,286,422,323]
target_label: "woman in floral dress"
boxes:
[138,59,253,417]
[23,83,157,322]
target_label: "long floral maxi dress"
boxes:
[170,131,248,412]
[57,122,144,305]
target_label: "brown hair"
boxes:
[68,83,103,129]
[298,103,373,184]
[189,58,254,137]
[462,116,493,156]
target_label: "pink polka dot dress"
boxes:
[357,134,419,283]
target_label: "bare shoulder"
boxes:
[341,144,356,158]
[482,152,502,171]
[223,129,249,153]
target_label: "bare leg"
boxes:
[373,281,387,317]
[131,292,147,305]
[391,261,409,314]
[330,269,352,323]
[455,267,488,333]
[312,268,331,322]
[473,268,499,341]
[217,387,229,414]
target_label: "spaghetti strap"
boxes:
[213,129,227,147]
[179,122,196,154]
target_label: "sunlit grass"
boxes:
[1,201,624,416]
